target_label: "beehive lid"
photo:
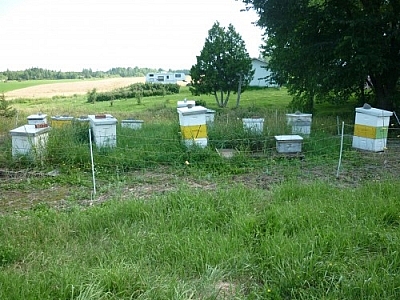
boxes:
[206,109,216,113]
[52,115,74,120]
[243,118,265,123]
[27,113,47,120]
[9,124,51,136]
[274,135,303,141]
[177,105,207,116]
[355,106,393,117]
[286,111,312,118]
[76,116,89,121]
[177,99,196,107]
[121,119,144,123]
[88,114,118,125]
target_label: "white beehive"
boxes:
[177,99,196,108]
[75,115,90,123]
[275,135,303,153]
[286,111,312,135]
[206,109,216,125]
[9,124,51,158]
[27,113,48,125]
[242,118,264,134]
[352,104,393,152]
[121,119,144,130]
[88,114,118,148]
[177,105,208,148]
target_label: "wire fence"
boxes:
[1,121,399,183]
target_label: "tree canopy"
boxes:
[190,22,254,108]
[241,0,400,111]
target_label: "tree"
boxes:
[241,0,400,111]
[190,21,254,108]
[87,88,97,104]
[0,93,17,117]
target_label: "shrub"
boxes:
[0,93,17,117]
[86,83,180,103]
[195,99,207,107]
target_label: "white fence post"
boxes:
[89,128,96,198]
[336,121,345,178]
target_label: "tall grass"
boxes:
[0,180,399,299]
[0,109,352,176]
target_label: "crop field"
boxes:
[3,77,147,99]
[0,81,400,299]
[0,79,86,94]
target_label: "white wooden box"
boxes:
[88,114,117,148]
[9,124,51,158]
[27,113,48,125]
[243,118,264,134]
[354,106,392,127]
[121,119,144,130]
[206,109,216,125]
[352,136,387,152]
[275,135,303,153]
[286,112,312,135]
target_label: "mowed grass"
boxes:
[1,180,399,299]
[5,84,357,122]
[2,85,297,134]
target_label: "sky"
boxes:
[0,0,264,72]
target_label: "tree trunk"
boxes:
[214,92,222,107]
[307,93,314,113]
[370,73,398,111]
[220,90,225,107]
[374,86,391,111]
[224,91,230,107]
[236,74,242,108]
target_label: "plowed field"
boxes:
[5,77,146,99]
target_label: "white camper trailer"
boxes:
[145,72,186,84]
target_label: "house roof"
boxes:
[251,57,267,64]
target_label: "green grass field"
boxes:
[1,179,399,299]
[0,81,399,299]
[0,79,82,93]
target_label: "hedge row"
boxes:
[87,83,180,103]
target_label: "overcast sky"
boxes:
[0,0,264,72]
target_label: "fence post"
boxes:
[337,116,340,135]
[336,121,345,178]
[89,128,96,198]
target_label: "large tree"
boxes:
[190,22,254,108]
[241,0,400,111]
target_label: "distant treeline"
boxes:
[0,67,189,81]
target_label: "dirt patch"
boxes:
[1,142,399,214]
[0,158,397,214]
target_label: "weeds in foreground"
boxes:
[0,181,399,299]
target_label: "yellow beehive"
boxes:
[51,116,74,128]
[352,105,392,152]
[177,105,208,148]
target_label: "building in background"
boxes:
[145,72,186,84]
[249,58,279,87]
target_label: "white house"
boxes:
[249,58,278,87]
[145,72,186,84]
